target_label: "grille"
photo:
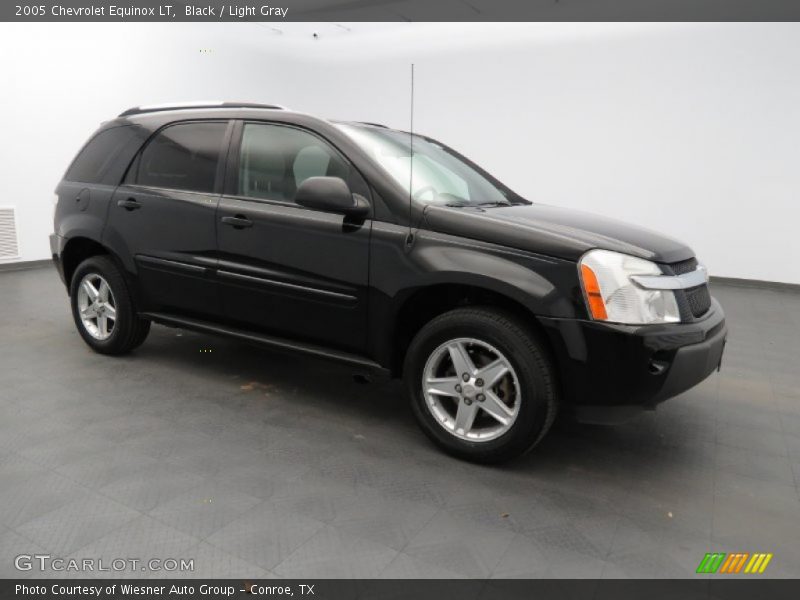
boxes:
[685,284,711,318]
[669,257,698,275]
[663,257,711,319]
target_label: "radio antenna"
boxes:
[406,63,415,246]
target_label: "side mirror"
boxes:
[294,176,369,219]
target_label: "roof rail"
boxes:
[356,121,389,128]
[119,101,287,117]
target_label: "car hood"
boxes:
[423,203,694,264]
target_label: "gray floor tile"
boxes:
[98,463,206,512]
[269,475,363,523]
[403,510,516,578]
[272,524,398,578]
[63,515,201,579]
[148,480,263,540]
[0,471,93,529]
[168,541,268,578]
[490,533,553,578]
[378,551,468,579]
[54,447,161,490]
[0,452,51,490]
[205,501,324,571]
[0,526,45,578]
[332,495,438,551]
[17,432,119,470]
[16,494,141,556]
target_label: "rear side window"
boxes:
[134,122,227,193]
[65,126,139,184]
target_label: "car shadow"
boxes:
[128,323,717,479]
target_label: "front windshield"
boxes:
[336,124,524,207]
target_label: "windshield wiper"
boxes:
[476,201,513,207]
[444,200,513,208]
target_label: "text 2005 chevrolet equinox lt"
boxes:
[51,102,727,462]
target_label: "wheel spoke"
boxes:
[82,280,99,301]
[425,376,461,398]
[447,342,475,377]
[81,305,98,318]
[104,304,116,320]
[98,280,110,302]
[98,315,108,337]
[480,391,514,426]
[454,401,478,435]
[476,358,509,389]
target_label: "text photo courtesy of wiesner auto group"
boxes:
[1,1,800,599]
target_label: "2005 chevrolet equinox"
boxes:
[51,102,727,462]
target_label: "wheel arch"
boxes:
[61,236,136,299]
[386,280,556,377]
[62,236,110,289]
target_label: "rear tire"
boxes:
[70,256,150,355]
[404,307,558,463]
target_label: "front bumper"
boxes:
[539,298,727,424]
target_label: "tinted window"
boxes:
[135,122,227,193]
[66,126,139,184]
[238,124,356,202]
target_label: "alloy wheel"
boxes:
[422,337,521,442]
[76,273,117,340]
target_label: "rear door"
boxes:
[215,121,372,353]
[104,120,232,318]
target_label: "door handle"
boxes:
[117,198,141,211]
[221,215,253,229]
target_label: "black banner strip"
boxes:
[5,579,800,600]
[3,0,800,22]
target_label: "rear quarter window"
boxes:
[65,125,140,184]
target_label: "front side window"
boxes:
[336,123,524,207]
[135,121,228,193]
[238,123,353,202]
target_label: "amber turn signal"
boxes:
[580,264,608,320]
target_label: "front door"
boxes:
[105,120,231,318]
[216,121,371,353]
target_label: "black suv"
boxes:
[51,102,727,462]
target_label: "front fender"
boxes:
[366,223,583,367]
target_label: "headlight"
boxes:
[578,249,680,325]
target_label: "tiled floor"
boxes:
[0,266,798,579]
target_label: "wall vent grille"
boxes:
[0,207,20,259]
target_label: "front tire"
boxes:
[70,256,150,355]
[404,307,558,463]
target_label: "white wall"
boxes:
[0,23,299,264]
[2,23,799,284]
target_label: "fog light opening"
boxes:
[648,360,668,375]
